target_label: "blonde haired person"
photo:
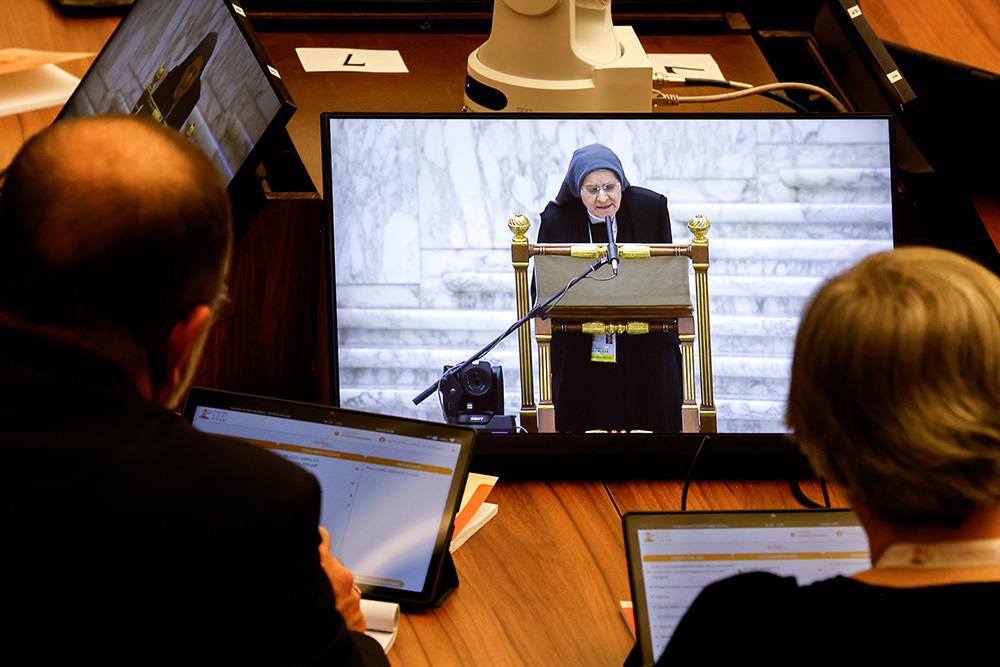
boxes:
[656,247,1000,663]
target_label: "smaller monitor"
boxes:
[624,509,870,664]
[183,387,477,607]
[58,0,294,194]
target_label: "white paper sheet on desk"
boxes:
[295,47,409,73]
[0,64,80,118]
[0,47,93,118]
[450,472,498,552]
[361,598,400,653]
[647,54,725,81]
[450,502,498,553]
[0,48,93,77]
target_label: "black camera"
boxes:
[440,361,506,429]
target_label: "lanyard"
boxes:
[876,538,1000,569]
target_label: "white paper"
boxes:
[0,47,93,77]
[361,598,400,653]
[647,53,725,81]
[450,502,498,553]
[295,47,408,73]
[0,64,80,118]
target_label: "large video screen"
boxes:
[322,114,894,435]
[59,0,294,187]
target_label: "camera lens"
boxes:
[460,363,492,396]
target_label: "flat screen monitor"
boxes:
[58,0,294,191]
[321,113,895,442]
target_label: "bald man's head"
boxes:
[0,115,232,351]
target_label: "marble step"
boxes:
[429,238,893,305]
[771,166,892,203]
[334,237,894,316]
[708,238,894,274]
[337,309,801,358]
[410,273,824,317]
[668,200,892,239]
[708,315,799,356]
[658,164,893,207]
[713,397,789,434]
[336,308,522,347]
[338,346,523,389]
[705,275,819,316]
[338,343,789,399]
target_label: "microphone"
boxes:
[605,215,619,276]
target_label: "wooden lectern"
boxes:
[510,214,716,434]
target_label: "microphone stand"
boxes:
[412,253,613,407]
[605,214,619,276]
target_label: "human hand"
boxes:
[318,526,366,633]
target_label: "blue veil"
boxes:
[552,144,631,205]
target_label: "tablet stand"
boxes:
[427,552,460,608]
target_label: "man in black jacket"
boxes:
[0,115,387,665]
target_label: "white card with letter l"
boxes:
[296,47,408,73]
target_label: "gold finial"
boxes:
[509,214,531,242]
[688,215,710,243]
[146,66,166,93]
[185,123,196,137]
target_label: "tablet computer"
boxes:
[623,509,870,665]
[57,0,295,202]
[182,387,476,607]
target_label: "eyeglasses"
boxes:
[581,182,619,196]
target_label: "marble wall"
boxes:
[328,116,894,432]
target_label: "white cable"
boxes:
[652,77,847,113]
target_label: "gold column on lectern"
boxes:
[688,215,717,433]
[508,214,537,432]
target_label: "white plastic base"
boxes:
[464,26,653,113]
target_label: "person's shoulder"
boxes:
[804,575,1000,611]
[675,571,801,625]
[539,198,585,241]
[541,197,584,220]
[148,405,319,507]
[65,386,321,529]
[656,573,799,663]
[623,185,667,207]
[700,570,800,598]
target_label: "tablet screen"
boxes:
[624,510,870,664]
[184,388,476,605]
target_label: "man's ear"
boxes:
[157,304,212,401]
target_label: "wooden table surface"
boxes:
[860,0,1000,75]
[0,1,993,663]
[389,476,848,666]
[402,480,635,667]
[4,0,1000,168]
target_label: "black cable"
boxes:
[413,254,610,406]
[680,435,710,511]
[789,478,830,508]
